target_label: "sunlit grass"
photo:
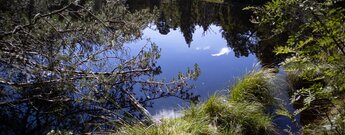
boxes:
[115,71,279,135]
[116,96,274,135]
[115,110,217,135]
[230,71,274,106]
[200,96,275,134]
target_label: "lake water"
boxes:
[125,0,271,114]
[124,2,300,132]
[0,0,296,134]
[128,25,258,114]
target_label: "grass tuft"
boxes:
[230,72,274,106]
[200,96,274,134]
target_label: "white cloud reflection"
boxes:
[196,46,211,50]
[153,109,183,123]
[211,47,231,56]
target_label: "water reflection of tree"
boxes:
[0,0,200,134]
[178,0,198,47]
[127,0,281,66]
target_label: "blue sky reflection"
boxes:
[126,25,258,114]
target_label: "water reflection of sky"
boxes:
[127,25,258,114]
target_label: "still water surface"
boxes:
[125,1,261,114]
[125,1,299,131]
